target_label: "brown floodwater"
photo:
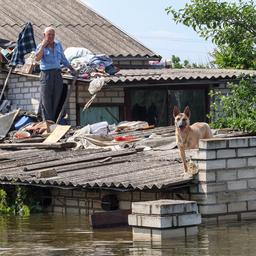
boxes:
[0,214,256,256]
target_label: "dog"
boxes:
[173,106,213,172]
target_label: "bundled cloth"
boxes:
[9,22,36,66]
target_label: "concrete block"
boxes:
[217,149,236,159]
[111,97,124,103]
[198,159,226,170]
[190,194,217,204]
[118,192,132,201]
[29,87,38,92]
[198,171,216,182]
[132,200,198,215]
[227,180,247,191]
[177,213,201,227]
[151,200,198,215]
[65,199,78,207]
[73,190,86,198]
[128,214,176,228]
[248,157,256,167]
[217,170,237,181]
[132,202,151,214]
[227,158,247,169]
[15,94,23,99]
[66,207,79,215]
[249,138,256,147]
[199,204,227,215]
[247,200,256,211]
[241,212,256,220]
[217,214,238,222]
[132,227,152,241]
[202,217,217,224]
[237,191,256,202]
[199,139,227,150]
[13,88,21,93]
[248,179,256,188]
[87,191,101,199]
[217,192,239,203]
[79,200,87,207]
[228,202,247,212]
[199,182,226,193]
[228,138,248,148]
[119,201,132,210]
[59,189,73,197]
[24,93,32,99]
[237,148,256,157]
[140,192,157,201]
[238,168,256,179]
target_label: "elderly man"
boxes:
[35,27,75,122]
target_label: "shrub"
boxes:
[208,77,256,133]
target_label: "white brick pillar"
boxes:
[190,136,256,223]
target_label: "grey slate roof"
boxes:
[0,147,192,191]
[108,68,256,83]
[0,0,158,59]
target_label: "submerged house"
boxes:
[1,1,256,225]
[1,0,256,127]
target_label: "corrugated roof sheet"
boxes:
[0,147,192,190]
[108,68,256,83]
[0,0,158,58]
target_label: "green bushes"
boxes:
[208,78,256,133]
[0,186,39,216]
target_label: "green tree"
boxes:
[166,0,256,69]
[168,55,210,68]
[208,78,256,132]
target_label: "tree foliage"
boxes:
[208,78,256,132]
[168,55,211,68]
[166,0,256,69]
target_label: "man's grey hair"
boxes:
[44,26,55,34]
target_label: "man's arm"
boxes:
[35,39,48,61]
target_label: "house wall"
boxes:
[190,136,256,223]
[1,72,124,126]
[49,188,190,215]
[1,71,231,126]
[77,82,124,105]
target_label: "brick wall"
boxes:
[49,188,190,215]
[190,136,256,223]
[0,71,125,126]
[6,74,41,113]
[77,82,124,105]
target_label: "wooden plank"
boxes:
[43,125,71,144]
[90,210,131,228]
[0,142,76,149]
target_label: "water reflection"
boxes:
[0,214,256,255]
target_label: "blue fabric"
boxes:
[10,22,36,66]
[88,54,113,68]
[37,41,70,70]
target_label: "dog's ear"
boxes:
[183,106,190,118]
[173,106,180,117]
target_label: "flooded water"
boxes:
[1,214,256,256]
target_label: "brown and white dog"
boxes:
[173,106,213,172]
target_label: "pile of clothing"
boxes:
[64,47,119,79]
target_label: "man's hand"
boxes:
[41,38,49,48]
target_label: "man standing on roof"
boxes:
[35,27,75,122]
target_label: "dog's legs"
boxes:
[179,146,187,172]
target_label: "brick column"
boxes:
[190,137,256,223]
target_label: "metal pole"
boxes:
[56,75,78,124]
